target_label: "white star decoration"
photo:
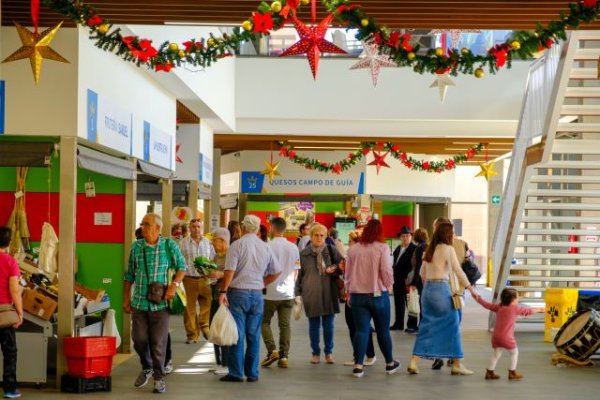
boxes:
[429,74,455,102]
[350,40,397,87]
[429,29,481,49]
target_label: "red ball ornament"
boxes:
[422,161,430,170]
[362,148,371,155]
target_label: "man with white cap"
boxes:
[218,215,281,383]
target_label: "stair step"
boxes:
[521,215,600,223]
[565,87,600,98]
[569,68,600,79]
[561,105,600,116]
[553,140,600,154]
[519,229,600,235]
[514,253,600,259]
[510,264,600,271]
[527,189,600,197]
[573,48,600,60]
[525,202,600,211]
[515,240,600,248]
[507,275,600,282]
[557,122,600,132]
[505,286,548,292]
[530,175,600,184]
[536,161,600,169]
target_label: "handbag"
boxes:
[0,304,19,328]
[143,248,167,305]
[407,287,420,317]
[461,258,482,286]
[448,265,464,310]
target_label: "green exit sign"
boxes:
[491,195,501,204]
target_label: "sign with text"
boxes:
[86,89,132,155]
[241,171,365,194]
[143,121,173,170]
[199,153,213,186]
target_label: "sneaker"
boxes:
[405,328,418,334]
[385,360,401,375]
[278,357,289,368]
[260,350,280,367]
[432,358,444,370]
[352,367,364,378]
[214,366,229,375]
[134,368,153,387]
[185,339,198,344]
[343,360,355,366]
[364,356,377,366]
[152,379,166,394]
[3,391,21,399]
[164,360,173,374]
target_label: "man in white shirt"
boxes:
[261,217,301,369]
[179,218,215,343]
[297,223,311,251]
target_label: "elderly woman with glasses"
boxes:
[295,223,343,364]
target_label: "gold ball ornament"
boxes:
[97,24,109,35]
[435,47,444,57]
[207,38,216,47]
[271,1,282,12]
[460,47,470,55]
[510,40,521,50]
[169,43,179,52]
[178,50,186,58]
[301,0,309,5]
[407,52,416,61]
[242,20,253,31]
[360,19,369,27]
[474,68,485,78]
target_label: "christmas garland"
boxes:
[41,0,600,76]
[277,141,484,174]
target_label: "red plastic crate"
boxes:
[63,337,116,378]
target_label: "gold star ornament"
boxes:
[475,161,498,181]
[2,22,69,84]
[261,160,282,184]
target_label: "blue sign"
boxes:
[86,89,98,142]
[0,81,5,134]
[198,153,213,185]
[240,171,364,194]
[241,172,264,193]
[143,121,150,161]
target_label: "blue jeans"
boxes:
[226,290,264,379]
[308,314,335,356]
[350,292,394,365]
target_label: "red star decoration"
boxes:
[175,143,183,163]
[368,151,390,174]
[280,14,347,79]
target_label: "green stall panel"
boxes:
[382,201,414,216]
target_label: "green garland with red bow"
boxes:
[277,141,484,174]
[41,0,600,76]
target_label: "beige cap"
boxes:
[241,215,261,233]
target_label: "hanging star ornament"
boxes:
[261,160,282,184]
[175,144,183,163]
[475,161,499,181]
[368,151,390,174]
[350,40,397,87]
[429,73,455,102]
[280,14,347,79]
[2,22,69,84]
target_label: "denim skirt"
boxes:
[412,281,463,359]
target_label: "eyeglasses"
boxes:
[140,222,154,227]
[189,219,203,224]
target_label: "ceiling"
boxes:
[214,134,514,162]
[2,1,598,30]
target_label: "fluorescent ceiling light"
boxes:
[293,146,359,150]
[164,21,238,27]
[288,140,361,144]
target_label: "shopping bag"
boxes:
[208,304,239,346]
[407,287,420,317]
[102,309,122,349]
[168,286,187,315]
[293,296,303,320]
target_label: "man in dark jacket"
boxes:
[390,226,416,331]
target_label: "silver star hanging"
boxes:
[350,40,397,87]
[429,29,481,49]
[429,74,455,102]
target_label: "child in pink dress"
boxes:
[474,288,543,380]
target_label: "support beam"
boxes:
[162,179,173,237]
[56,136,77,388]
[121,159,137,354]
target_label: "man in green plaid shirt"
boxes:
[124,213,186,394]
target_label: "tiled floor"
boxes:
[18,288,600,399]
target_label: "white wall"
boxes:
[175,123,200,180]
[451,165,488,203]
[1,26,78,136]
[235,57,531,137]
[77,27,176,159]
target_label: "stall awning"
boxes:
[137,160,175,180]
[0,141,54,166]
[77,146,136,180]
[370,194,450,204]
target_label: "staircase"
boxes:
[492,31,600,324]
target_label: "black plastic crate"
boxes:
[61,374,111,393]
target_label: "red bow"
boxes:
[155,63,174,72]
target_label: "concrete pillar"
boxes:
[161,179,173,238]
[210,148,222,229]
[188,180,198,217]
[56,136,77,387]
[487,160,505,287]
[121,159,137,353]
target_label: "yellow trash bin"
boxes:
[544,288,579,342]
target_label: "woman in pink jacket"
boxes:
[345,219,400,378]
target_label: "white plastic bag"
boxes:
[208,304,239,346]
[102,309,122,349]
[408,287,420,317]
[293,296,303,320]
